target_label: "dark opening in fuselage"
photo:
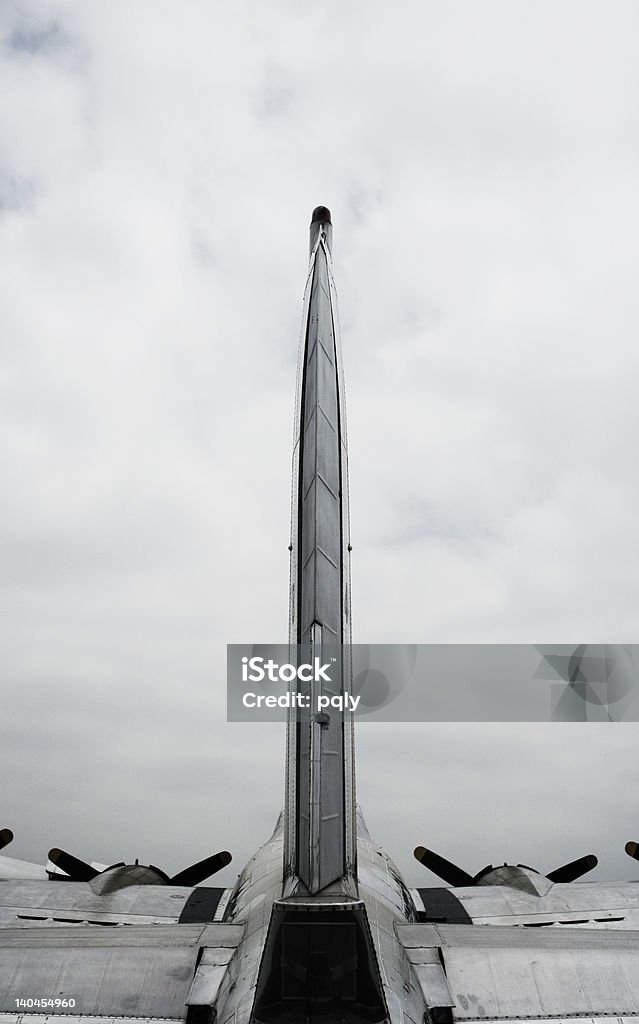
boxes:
[252,901,388,1024]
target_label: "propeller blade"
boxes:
[170,850,232,887]
[0,828,14,851]
[546,854,598,883]
[625,841,639,861]
[48,847,100,882]
[414,846,474,887]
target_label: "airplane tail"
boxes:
[283,208,357,895]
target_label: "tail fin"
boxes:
[284,208,357,895]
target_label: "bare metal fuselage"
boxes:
[216,808,423,1024]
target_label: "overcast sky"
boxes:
[1,0,638,890]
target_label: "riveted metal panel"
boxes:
[0,944,197,1015]
[410,962,455,1009]
[316,408,339,494]
[187,962,228,1006]
[187,944,239,1007]
[284,215,356,894]
[454,880,639,925]
[0,855,49,881]
[316,477,341,573]
[0,922,243,948]
[398,922,639,949]
[0,1017,185,1024]
[397,923,639,1018]
[454,1018,639,1024]
[442,946,639,1017]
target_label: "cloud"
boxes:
[0,0,637,887]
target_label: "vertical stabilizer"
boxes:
[284,208,356,895]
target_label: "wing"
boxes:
[0,878,241,1019]
[0,919,244,1019]
[411,879,639,928]
[0,877,233,926]
[396,921,639,1021]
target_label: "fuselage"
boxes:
[217,807,424,1024]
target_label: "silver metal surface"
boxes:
[285,209,356,895]
[476,863,554,895]
[420,879,639,927]
[403,947,455,1010]
[187,946,241,1008]
[0,879,204,925]
[0,854,49,880]
[0,923,244,1015]
[398,923,639,1017]
[0,1018,186,1024]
